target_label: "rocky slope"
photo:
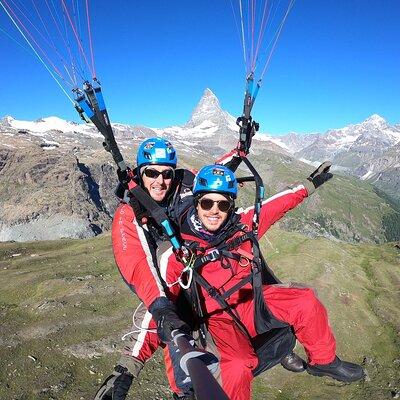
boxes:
[0,147,118,241]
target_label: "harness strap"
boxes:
[240,156,265,233]
[189,277,208,348]
[193,249,221,270]
[226,231,254,250]
[221,274,253,300]
[128,183,182,251]
[191,229,256,271]
[192,271,251,339]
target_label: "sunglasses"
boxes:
[199,198,233,212]
[143,168,174,180]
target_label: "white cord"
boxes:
[121,269,195,341]
[121,302,156,341]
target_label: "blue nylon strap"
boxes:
[94,86,106,112]
[252,82,260,103]
[76,97,94,118]
[161,220,181,250]
[246,77,254,97]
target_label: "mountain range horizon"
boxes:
[2,88,399,137]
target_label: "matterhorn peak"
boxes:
[185,88,230,128]
[192,88,221,114]
[201,88,218,100]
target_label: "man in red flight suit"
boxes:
[95,137,196,400]
[155,164,364,400]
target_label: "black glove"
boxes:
[115,167,134,199]
[150,298,190,343]
[307,161,333,191]
[117,166,133,188]
[93,365,134,400]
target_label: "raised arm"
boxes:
[239,162,333,239]
[239,183,309,238]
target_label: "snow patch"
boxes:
[361,170,375,180]
[8,116,101,138]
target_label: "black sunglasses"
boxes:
[199,198,233,212]
[143,168,174,180]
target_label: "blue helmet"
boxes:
[193,164,238,199]
[136,137,177,168]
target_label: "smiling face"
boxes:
[141,165,174,202]
[196,193,232,232]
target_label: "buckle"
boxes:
[204,249,220,263]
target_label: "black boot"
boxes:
[94,365,133,400]
[307,356,364,382]
[280,351,306,373]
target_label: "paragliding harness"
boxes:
[177,76,296,375]
[179,156,295,376]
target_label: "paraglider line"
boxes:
[60,0,87,82]
[0,23,31,53]
[85,0,96,79]
[12,0,76,86]
[252,0,269,71]
[250,0,255,72]
[1,0,71,84]
[238,0,248,72]
[229,0,245,66]
[46,0,83,85]
[246,0,251,73]
[10,0,67,64]
[0,0,75,104]
[60,0,93,78]
[260,0,295,80]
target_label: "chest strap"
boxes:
[192,270,252,339]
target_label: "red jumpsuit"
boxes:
[158,183,337,400]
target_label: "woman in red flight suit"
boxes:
[157,164,364,400]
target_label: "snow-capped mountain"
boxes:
[150,89,240,158]
[276,114,400,201]
[184,88,237,130]
[2,94,399,189]
[1,89,399,242]
[297,114,399,160]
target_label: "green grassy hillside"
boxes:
[1,232,398,399]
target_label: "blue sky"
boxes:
[0,0,399,135]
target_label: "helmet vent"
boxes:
[199,177,208,187]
